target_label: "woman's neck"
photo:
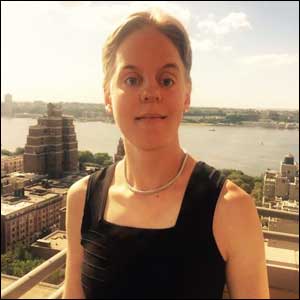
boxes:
[120,139,187,191]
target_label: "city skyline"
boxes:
[1,1,299,109]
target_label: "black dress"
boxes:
[80,161,227,299]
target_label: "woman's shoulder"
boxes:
[216,179,258,228]
[66,166,111,208]
[68,174,90,197]
[66,175,91,213]
[214,179,262,261]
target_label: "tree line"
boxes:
[220,169,263,206]
[78,151,113,168]
[1,147,25,156]
[2,100,298,123]
[2,147,263,204]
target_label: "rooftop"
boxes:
[32,230,67,251]
[1,190,60,216]
[27,184,68,196]
[1,200,33,215]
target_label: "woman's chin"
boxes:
[127,136,173,152]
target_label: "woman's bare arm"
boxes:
[214,180,270,299]
[62,176,89,299]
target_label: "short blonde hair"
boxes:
[102,9,192,95]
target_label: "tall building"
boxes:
[3,94,13,117]
[23,103,78,178]
[263,154,299,205]
[114,137,125,163]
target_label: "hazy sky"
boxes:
[1,1,299,109]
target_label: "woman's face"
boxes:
[105,26,191,151]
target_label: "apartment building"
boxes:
[263,153,299,204]
[1,155,24,175]
[1,188,64,254]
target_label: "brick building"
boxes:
[1,155,24,175]
[23,103,78,178]
[1,172,47,196]
[1,187,65,254]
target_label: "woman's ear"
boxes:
[104,92,112,113]
[183,81,191,112]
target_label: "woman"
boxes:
[63,9,269,299]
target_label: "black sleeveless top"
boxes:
[80,161,227,299]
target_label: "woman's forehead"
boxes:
[115,28,184,73]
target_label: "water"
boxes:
[1,118,299,176]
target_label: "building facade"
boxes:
[263,154,299,205]
[1,155,24,175]
[1,188,64,254]
[23,103,78,178]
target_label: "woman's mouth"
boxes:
[135,114,167,121]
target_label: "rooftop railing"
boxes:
[1,249,66,299]
[1,207,299,299]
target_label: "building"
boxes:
[30,230,67,259]
[263,154,299,205]
[23,103,78,178]
[262,154,299,236]
[3,94,14,117]
[1,172,47,196]
[1,172,27,196]
[59,207,66,231]
[263,170,277,202]
[114,137,125,163]
[1,155,24,175]
[1,187,64,254]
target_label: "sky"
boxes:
[1,1,299,109]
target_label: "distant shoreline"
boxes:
[2,116,299,130]
[180,122,299,129]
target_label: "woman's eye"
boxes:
[124,77,140,86]
[161,78,174,87]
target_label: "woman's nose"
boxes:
[139,88,162,103]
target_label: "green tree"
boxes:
[78,150,95,163]
[220,169,257,195]
[14,147,25,155]
[94,152,112,165]
[1,246,45,278]
[15,243,27,260]
[1,149,12,156]
[251,182,263,206]
[1,251,14,274]
[224,114,243,124]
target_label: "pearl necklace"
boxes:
[124,150,189,195]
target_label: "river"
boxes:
[1,118,299,176]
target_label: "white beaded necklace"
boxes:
[124,150,189,195]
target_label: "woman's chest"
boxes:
[103,184,187,229]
